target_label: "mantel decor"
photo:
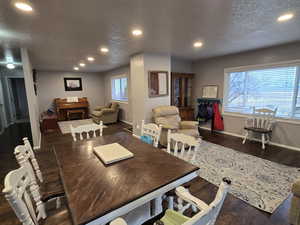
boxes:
[148,71,168,97]
[64,77,82,91]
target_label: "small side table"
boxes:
[40,113,59,133]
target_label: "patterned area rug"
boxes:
[187,141,300,213]
[58,119,107,134]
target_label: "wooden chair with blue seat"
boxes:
[140,120,162,148]
[109,177,231,225]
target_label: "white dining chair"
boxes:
[70,121,104,141]
[3,166,46,225]
[167,130,200,161]
[16,139,64,209]
[2,166,72,225]
[110,178,231,225]
[141,120,162,148]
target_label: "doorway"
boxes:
[7,77,29,123]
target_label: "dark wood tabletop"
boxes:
[53,131,198,225]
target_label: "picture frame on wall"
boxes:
[202,85,218,98]
[64,77,82,91]
[148,71,168,98]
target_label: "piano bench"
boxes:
[67,109,85,120]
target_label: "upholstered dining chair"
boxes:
[110,178,231,225]
[242,107,277,149]
[141,120,162,147]
[2,166,72,225]
[16,139,64,208]
[152,106,199,147]
[167,130,200,162]
[70,121,104,141]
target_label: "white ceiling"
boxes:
[0,0,300,72]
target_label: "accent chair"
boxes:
[91,102,119,124]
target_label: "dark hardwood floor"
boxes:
[0,123,299,225]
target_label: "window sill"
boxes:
[112,99,129,104]
[222,112,300,125]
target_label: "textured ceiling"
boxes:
[0,0,300,72]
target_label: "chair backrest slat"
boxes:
[71,121,104,142]
[247,107,277,130]
[167,130,200,161]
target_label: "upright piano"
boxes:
[55,97,89,121]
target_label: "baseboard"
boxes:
[33,131,41,150]
[120,120,133,125]
[199,126,300,152]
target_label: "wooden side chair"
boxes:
[70,121,104,141]
[16,139,64,208]
[2,166,72,225]
[242,107,277,149]
[141,120,162,147]
[167,130,200,162]
[110,178,231,225]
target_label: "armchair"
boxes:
[91,102,120,124]
[152,106,199,146]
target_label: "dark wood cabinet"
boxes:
[171,73,195,120]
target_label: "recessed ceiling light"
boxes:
[6,63,15,69]
[73,66,79,71]
[193,41,203,48]
[79,63,86,67]
[132,29,143,36]
[100,47,109,53]
[87,57,95,62]
[14,0,33,12]
[277,13,294,22]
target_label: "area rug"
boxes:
[58,119,107,134]
[185,141,300,213]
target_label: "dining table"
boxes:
[53,131,199,225]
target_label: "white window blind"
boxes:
[224,64,300,119]
[111,76,128,101]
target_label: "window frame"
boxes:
[223,59,300,124]
[111,74,128,102]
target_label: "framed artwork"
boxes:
[148,71,168,97]
[64,77,82,91]
[202,85,218,98]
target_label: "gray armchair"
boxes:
[91,102,119,124]
[152,105,199,146]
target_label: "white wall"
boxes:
[103,66,132,123]
[37,71,105,114]
[21,48,41,148]
[171,57,193,73]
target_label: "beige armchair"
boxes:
[91,102,119,124]
[152,106,199,146]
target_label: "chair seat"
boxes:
[244,127,272,133]
[35,150,65,202]
[40,171,64,202]
[41,205,72,225]
[160,209,190,225]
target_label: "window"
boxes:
[111,76,128,101]
[224,63,300,120]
